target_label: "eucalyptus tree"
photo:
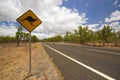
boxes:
[73,29,79,42]
[78,26,89,44]
[64,31,71,42]
[101,25,112,42]
[16,26,23,46]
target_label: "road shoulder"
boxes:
[0,42,63,80]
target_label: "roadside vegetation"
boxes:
[41,25,120,47]
[0,25,40,46]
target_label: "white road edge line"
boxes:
[44,44,115,80]
[86,49,120,56]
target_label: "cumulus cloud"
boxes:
[0,0,21,21]
[0,0,88,39]
[97,22,120,33]
[88,24,99,31]
[113,0,118,6]
[110,22,119,26]
[109,22,120,32]
[105,10,120,22]
[0,24,17,36]
[32,32,56,39]
[113,0,120,7]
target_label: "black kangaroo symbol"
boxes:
[21,16,37,26]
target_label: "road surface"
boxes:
[43,43,120,80]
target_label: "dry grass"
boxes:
[0,42,63,80]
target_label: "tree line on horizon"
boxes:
[0,26,40,45]
[41,25,120,46]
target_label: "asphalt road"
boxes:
[43,43,120,80]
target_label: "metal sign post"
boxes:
[29,32,32,74]
[16,10,42,75]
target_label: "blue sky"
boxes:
[0,0,120,39]
[62,0,120,24]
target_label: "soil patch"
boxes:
[0,43,63,80]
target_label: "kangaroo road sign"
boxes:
[16,10,42,32]
[16,10,42,74]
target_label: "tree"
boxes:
[32,35,40,42]
[68,32,75,42]
[87,30,94,42]
[25,33,30,42]
[78,26,89,44]
[73,29,79,42]
[16,26,23,46]
[64,31,71,42]
[54,35,62,42]
[41,24,120,45]
[101,25,113,42]
[0,36,15,43]
[117,30,120,39]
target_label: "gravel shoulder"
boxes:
[0,42,63,80]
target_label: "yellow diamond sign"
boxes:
[16,10,42,32]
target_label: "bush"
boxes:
[0,36,16,43]
[32,35,40,42]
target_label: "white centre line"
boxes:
[86,49,120,56]
[44,44,115,80]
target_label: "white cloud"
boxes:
[32,32,56,39]
[88,24,99,31]
[109,22,120,32]
[98,24,109,31]
[105,10,120,22]
[113,0,118,5]
[97,22,120,32]
[118,4,120,7]
[113,0,120,8]
[0,0,88,39]
[0,0,21,21]
[110,22,119,26]
[0,24,17,36]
